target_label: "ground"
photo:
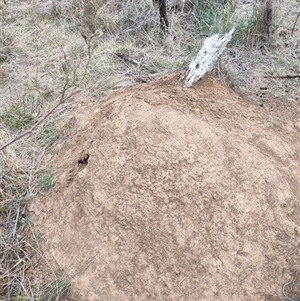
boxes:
[1,0,300,299]
[29,73,300,301]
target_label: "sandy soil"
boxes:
[29,73,300,301]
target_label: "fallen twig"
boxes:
[114,52,157,73]
[264,74,300,79]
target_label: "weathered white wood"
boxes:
[185,27,235,87]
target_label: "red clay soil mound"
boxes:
[30,74,300,301]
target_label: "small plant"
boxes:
[295,226,300,235]
[38,121,60,151]
[0,104,35,131]
[266,118,277,128]
[39,278,70,301]
[194,0,238,36]
[0,65,9,86]
[41,173,54,192]
[0,30,14,63]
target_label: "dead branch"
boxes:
[158,0,169,33]
[185,28,235,87]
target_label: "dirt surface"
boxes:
[30,73,300,301]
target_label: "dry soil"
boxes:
[30,73,300,301]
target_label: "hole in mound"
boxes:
[78,152,90,166]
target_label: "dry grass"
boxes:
[221,0,300,103]
[245,0,274,47]
[0,0,297,300]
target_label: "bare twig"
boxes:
[292,12,300,35]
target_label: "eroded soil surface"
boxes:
[30,74,300,301]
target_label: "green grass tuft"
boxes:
[38,121,61,151]
[194,0,238,36]
[0,104,35,131]
[41,173,54,192]
[39,278,70,301]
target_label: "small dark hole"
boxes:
[78,153,90,166]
